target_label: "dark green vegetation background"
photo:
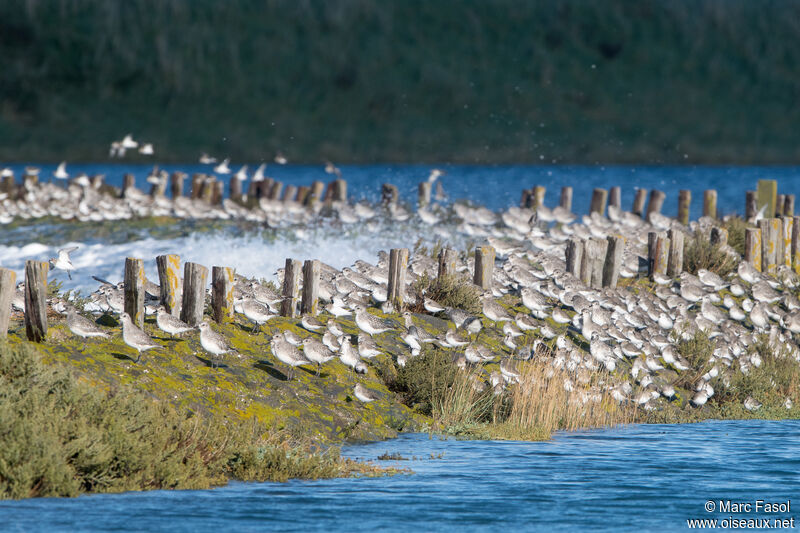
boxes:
[1,0,797,164]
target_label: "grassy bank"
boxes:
[1,0,800,164]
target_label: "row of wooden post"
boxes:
[521,185,720,223]
[565,235,625,289]
[742,217,800,274]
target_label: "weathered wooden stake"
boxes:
[169,172,185,199]
[781,217,793,267]
[532,186,546,209]
[757,219,778,274]
[437,248,458,278]
[181,262,209,326]
[388,248,410,309]
[332,179,348,202]
[308,181,325,206]
[565,238,583,277]
[590,238,608,288]
[793,216,800,274]
[653,235,670,278]
[667,229,684,277]
[282,184,298,203]
[473,246,494,291]
[190,174,204,200]
[710,227,728,247]
[776,194,786,217]
[0,268,16,338]
[646,190,666,218]
[296,185,310,205]
[745,190,757,220]
[280,259,302,317]
[418,182,432,209]
[589,188,608,216]
[633,188,648,217]
[211,266,235,323]
[211,180,224,206]
[579,241,593,286]
[677,190,691,225]
[24,260,49,342]
[230,176,244,203]
[784,194,795,217]
[757,179,777,220]
[602,235,624,288]
[301,260,321,316]
[559,186,573,212]
[269,181,283,201]
[121,173,136,199]
[609,186,621,209]
[744,227,762,272]
[156,254,181,315]
[703,190,717,219]
[520,189,532,209]
[124,257,146,328]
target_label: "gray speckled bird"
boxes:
[120,312,159,363]
[198,320,235,368]
[66,308,109,339]
[156,306,193,338]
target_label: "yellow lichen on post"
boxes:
[156,254,182,316]
[212,266,236,323]
[781,217,793,267]
[745,227,762,272]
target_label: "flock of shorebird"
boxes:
[4,158,800,413]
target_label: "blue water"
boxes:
[6,163,800,219]
[2,420,798,532]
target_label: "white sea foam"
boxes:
[0,224,456,293]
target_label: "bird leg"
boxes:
[135,352,141,363]
[68,271,72,280]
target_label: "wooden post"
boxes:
[609,186,621,210]
[190,174,203,200]
[180,262,208,326]
[647,232,658,277]
[758,219,778,274]
[170,172,185,199]
[532,185,546,209]
[308,181,325,206]
[784,194,795,217]
[633,188,648,217]
[646,190,666,218]
[280,258,302,317]
[589,188,608,216]
[579,242,593,286]
[745,190,757,220]
[211,180,224,206]
[703,190,717,219]
[710,227,728,247]
[282,184,298,203]
[24,260,48,342]
[296,185,310,205]
[757,180,777,220]
[124,258,146,329]
[199,178,214,203]
[121,173,135,199]
[437,248,458,278]
[744,227,762,272]
[156,254,181,316]
[388,248,410,309]
[382,184,399,208]
[590,238,608,289]
[667,228,684,277]
[0,268,16,338]
[653,235,670,278]
[793,216,800,274]
[520,189,532,209]
[776,194,786,218]
[230,176,243,204]
[332,179,348,202]
[677,190,691,225]
[565,238,583,277]
[602,235,624,288]
[781,217,793,267]
[770,218,782,273]
[301,260,321,316]
[419,182,432,209]
[269,181,283,201]
[212,266,235,323]
[473,246,494,291]
[559,186,573,212]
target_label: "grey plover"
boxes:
[270,333,311,380]
[302,337,335,375]
[300,315,324,332]
[322,330,341,352]
[241,298,274,332]
[339,337,367,374]
[120,312,159,363]
[354,304,393,335]
[327,319,345,337]
[198,320,235,368]
[357,333,382,358]
[353,383,379,403]
[423,297,445,314]
[156,306,193,338]
[66,308,109,339]
[49,246,78,280]
[283,330,303,346]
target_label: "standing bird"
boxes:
[53,162,69,183]
[354,304,393,335]
[198,320,235,368]
[66,308,109,339]
[240,298,274,333]
[213,158,231,174]
[120,312,159,363]
[49,246,78,280]
[156,306,194,338]
[302,337,336,376]
[270,333,311,380]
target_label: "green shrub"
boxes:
[722,216,747,257]
[683,234,737,276]
[392,346,457,415]
[412,273,481,315]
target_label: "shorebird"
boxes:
[482,297,512,330]
[138,143,154,155]
[120,312,159,363]
[354,304,393,335]
[274,152,288,165]
[408,325,437,344]
[339,337,367,374]
[66,309,109,339]
[322,330,341,352]
[199,320,236,368]
[156,306,193,338]
[444,328,469,348]
[423,297,445,314]
[213,158,231,174]
[240,298,274,332]
[353,383,379,403]
[300,315,324,332]
[270,333,311,380]
[53,162,69,182]
[253,163,266,181]
[401,329,422,351]
[302,338,335,375]
[49,246,78,280]
[327,319,345,337]
[743,396,762,411]
[357,334,382,358]
[283,330,303,346]
[121,134,138,150]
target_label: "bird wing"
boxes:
[58,246,78,259]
